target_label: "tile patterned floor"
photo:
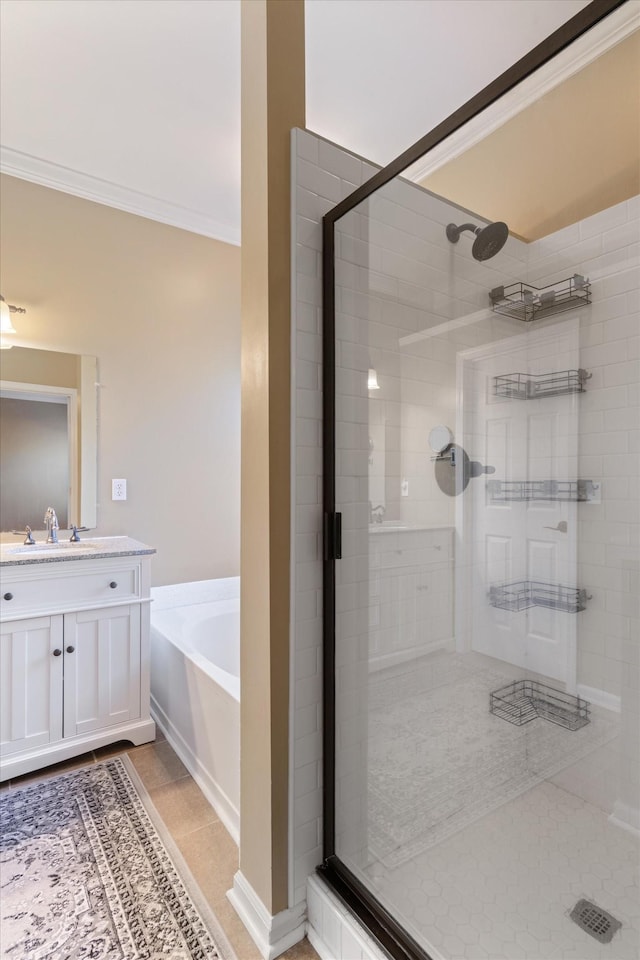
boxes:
[367,779,639,959]
[4,691,637,960]
[2,735,319,960]
[359,650,639,960]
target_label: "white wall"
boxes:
[290,128,378,907]
[526,197,639,703]
[527,197,639,828]
[305,0,590,170]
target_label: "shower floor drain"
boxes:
[570,899,622,943]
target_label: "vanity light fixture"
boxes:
[0,295,26,349]
[367,368,380,390]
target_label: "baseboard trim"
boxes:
[576,684,621,713]
[368,638,452,673]
[150,699,239,845]
[306,923,334,960]
[306,875,445,960]
[609,801,640,838]
[0,716,155,782]
[227,871,306,960]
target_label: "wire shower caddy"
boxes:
[493,368,591,400]
[490,680,590,730]
[489,274,591,322]
[487,479,599,502]
[489,580,589,613]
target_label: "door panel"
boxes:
[63,605,141,736]
[0,615,63,756]
[463,319,580,686]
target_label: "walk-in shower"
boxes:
[320,3,639,959]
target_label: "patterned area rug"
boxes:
[0,756,236,960]
[366,654,619,867]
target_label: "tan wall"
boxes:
[239,0,304,915]
[1,346,80,388]
[0,174,241,585]
[421,31,640,241]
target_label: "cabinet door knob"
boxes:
[109,581,118,589]
[66,645,75,654]
[3,592,13,601]
[53,648,62,657]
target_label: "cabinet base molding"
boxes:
[0,717,156,782]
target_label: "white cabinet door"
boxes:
[63,605,141,737]
[0,615,63,757]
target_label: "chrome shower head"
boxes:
[446,220,509,261]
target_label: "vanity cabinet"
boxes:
[63,605,141,737]
[0,543,155,780]
[0,615,64,758]
[368,525,454,671]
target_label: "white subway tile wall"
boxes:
[306,875,425,960]
[291,129,375,906]
[528,198,640,825]
[527,197,639,705]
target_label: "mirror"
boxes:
[0,347,97,532]
[428,424,453,455]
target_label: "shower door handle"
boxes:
[325,512,342,561]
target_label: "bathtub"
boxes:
[150,577,240,842]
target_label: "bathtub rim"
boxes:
[150,586,240,703]
[149,577,241,843]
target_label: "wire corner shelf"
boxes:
[489,579,590,613]
[490,680,590,730]
[489,273,591,322]
[493,368,591,400]
[487,479,599,503]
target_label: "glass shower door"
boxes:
[328,163,638,960]
[324,13,639,958]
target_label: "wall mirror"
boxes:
[0,347,97,533]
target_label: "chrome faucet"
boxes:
[369,502,386,524]
[44,507,59,544]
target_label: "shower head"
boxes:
[446,220,509,261]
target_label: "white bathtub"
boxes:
[150,577,240,842]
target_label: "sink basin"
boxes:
[2,541,101,555]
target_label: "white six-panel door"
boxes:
[459,319,581,688]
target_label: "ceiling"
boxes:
[0,0,601,246]
[420,29,640,240]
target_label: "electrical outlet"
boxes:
[112,479,127,501]
[401,479,409,497]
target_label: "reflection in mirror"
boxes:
[0,348,97,532]
[368,399,386,519]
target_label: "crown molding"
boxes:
[0,146,240,246]
[404,2,640,184]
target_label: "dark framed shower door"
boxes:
[319,3,629,960]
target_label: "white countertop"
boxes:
[368,524,454,534]
[0,536,156,567]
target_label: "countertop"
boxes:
[368,524,454,534]
[0,536,156,567]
